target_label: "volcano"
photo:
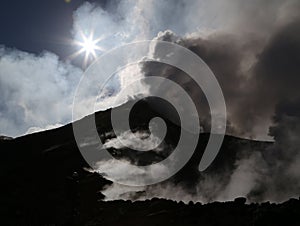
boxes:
[0,98,299,225]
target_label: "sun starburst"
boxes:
[70,30,105,68]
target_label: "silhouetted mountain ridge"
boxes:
[1,98,298,225]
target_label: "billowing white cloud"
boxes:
[0,48,82,137]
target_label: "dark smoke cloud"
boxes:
[141,8,300,140]
[108,0,300,202]
[252,20,300,103]
[265,99,300,201]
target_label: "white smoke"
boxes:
[104,130,164,152]
[217,152,268,201]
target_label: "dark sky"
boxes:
[0,0,107,59]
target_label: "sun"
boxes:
[78,33,98,58]
[71,31,104,68]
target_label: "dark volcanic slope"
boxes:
[1,98,295,226]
